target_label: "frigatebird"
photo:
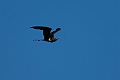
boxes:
[30,26,61,43]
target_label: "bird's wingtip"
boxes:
[30,26,34,28]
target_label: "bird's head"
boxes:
[49,38,60,43]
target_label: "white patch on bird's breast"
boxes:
[49,38,52,41]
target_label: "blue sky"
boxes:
[0,0,120,80]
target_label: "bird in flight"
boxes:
[30,26,61,43]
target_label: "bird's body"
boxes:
[30,26,61,43]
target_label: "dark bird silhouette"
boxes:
[30,26,61,43]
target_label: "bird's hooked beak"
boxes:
[55,37,60,41]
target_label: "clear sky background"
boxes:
[0,0,120,80]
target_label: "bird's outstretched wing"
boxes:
[30,26,51,30]
[30,26,52,41]
[50,28,61,39]
[51,28,61,35]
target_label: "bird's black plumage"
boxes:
[30,26,61,42]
